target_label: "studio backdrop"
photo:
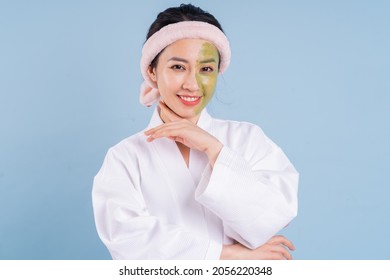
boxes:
[0,0,389,259]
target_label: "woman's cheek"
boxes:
[195,74,217,114]
[199,74,217,97]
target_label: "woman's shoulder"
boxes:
[210,116,273,148]
[105,131,149,157]
[209,117,282,161]
[211,117,267,137]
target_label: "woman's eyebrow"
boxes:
[167,57,217,64]
[199,58,217,64]
[168,57,189,63]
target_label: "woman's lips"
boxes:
[177,95,202,106]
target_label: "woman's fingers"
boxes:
[145,121,187,139]
[144,123,167,141]
[143,108,223,165]
[144,121,202,150]
[144,101,183,138]
[267,235,295,251]
[265,252,288,260]
[221,242,294,260]
[253,242,293,260]
[268,245,293,260]
[257,250,290,260]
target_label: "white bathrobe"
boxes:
[92,109,299,259]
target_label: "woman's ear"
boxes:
[147,66,158,86]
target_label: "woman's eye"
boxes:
[201,66,214,72]
[171,65,185,70]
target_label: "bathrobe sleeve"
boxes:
[195,123,299,249]
[92,146,222,260]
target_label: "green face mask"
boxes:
[194,42,220,115]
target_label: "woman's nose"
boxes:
[182,72,200,92]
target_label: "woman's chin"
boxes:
[177,109,202,123]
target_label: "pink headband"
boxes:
[139,21,231,106]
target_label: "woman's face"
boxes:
[148,39,219,123]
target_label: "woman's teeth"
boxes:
[179,96,200,102]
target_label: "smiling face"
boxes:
[148,39,219,123]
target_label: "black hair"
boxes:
[146,4,224,68]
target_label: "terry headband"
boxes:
[139,21,231,107]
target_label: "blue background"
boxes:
[0,0,389,259]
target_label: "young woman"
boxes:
[92,4,299,260]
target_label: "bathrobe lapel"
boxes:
[145,109,213,234]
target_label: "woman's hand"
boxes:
[220,235,295,260]
[144,101,223,166]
